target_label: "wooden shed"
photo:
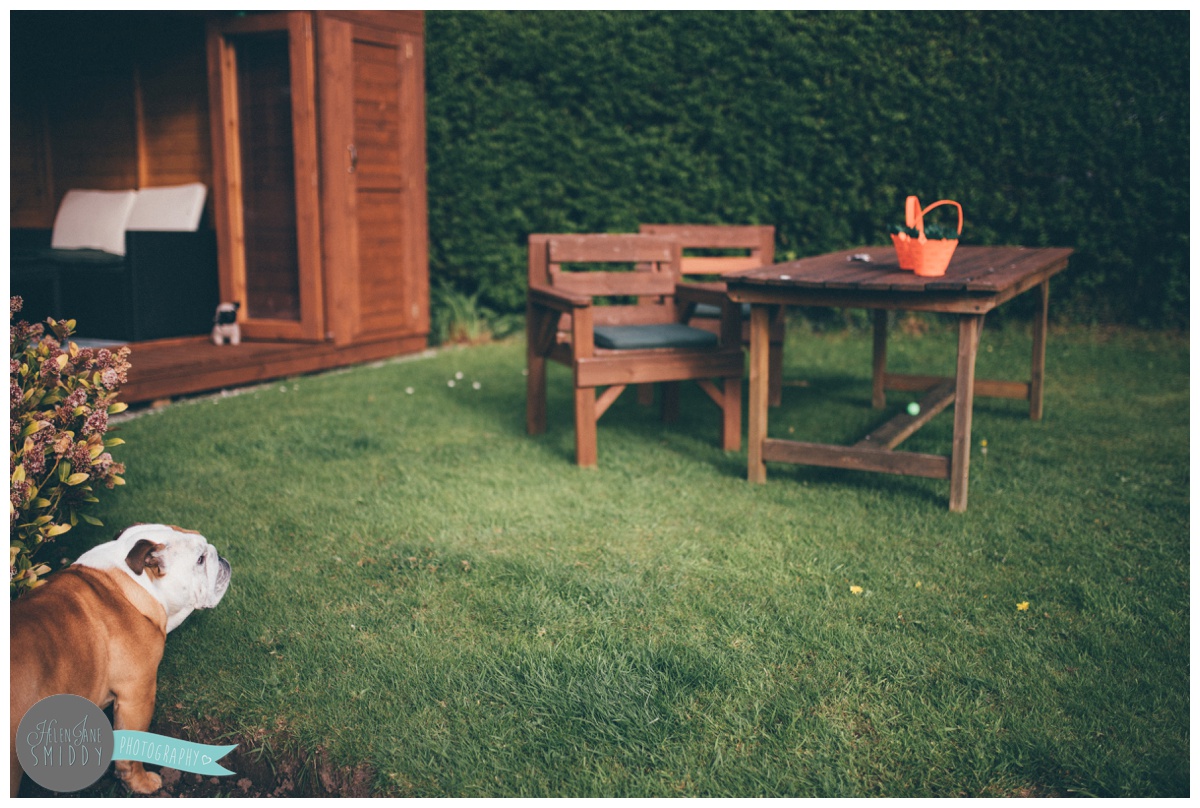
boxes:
[10,10,430,404]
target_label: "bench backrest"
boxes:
[639,224,775,279]
[529,233,684,326]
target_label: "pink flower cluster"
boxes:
[9,296,130,541]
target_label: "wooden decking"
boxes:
[116,334,428,405]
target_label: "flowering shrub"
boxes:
[10,297,130,598]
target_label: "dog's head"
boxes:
[76,524,232,633]
[214,302,240,326]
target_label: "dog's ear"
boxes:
[125,539,166,577]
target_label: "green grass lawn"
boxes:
[59,319,1188,797]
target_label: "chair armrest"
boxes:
[528,285,592,312]
[527,285,593,358]
[675,282,730,307]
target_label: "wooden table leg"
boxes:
[950,314,984,512]
[872,308,888,409]
[747,304,773,483]
[1030,279,1049,421]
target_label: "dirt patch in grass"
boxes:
[16,714,378,798]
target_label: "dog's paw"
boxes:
[119,766,162,794]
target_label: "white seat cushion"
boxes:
[126,183,207,232]
[50,189,138,256]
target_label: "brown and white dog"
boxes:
[10,524,231,795]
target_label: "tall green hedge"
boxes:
[425,11,1188,328]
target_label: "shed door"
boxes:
[318,15,428,346]
[207,12,325,341]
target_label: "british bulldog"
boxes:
[10,524,231,795]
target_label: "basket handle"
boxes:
[916,199,963,240]
[904,195,921,229]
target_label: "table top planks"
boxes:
[725,245,1073,296]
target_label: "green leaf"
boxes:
[80,513,104,527]
[65,472,90,486]
[108,402,129,416]
[31,498,51,509]
[44,523,72,538]
[105,437,126,447]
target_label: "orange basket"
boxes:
[889,196,963,277]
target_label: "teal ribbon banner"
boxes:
[112,730,237,776]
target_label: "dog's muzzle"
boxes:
[214,555,232,602]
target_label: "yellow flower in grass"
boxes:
[1017,601,1030,611]
[850,585,864,595]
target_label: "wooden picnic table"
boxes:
[724,244,1073,511]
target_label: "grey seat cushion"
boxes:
[691,302,751,318]
[593,323,719,350]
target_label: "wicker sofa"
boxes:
[11,185,218,343]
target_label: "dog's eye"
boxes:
[197,554,206,566]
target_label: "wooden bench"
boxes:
[526,233,744,466]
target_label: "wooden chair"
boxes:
[640,224,784,406]
[526,233,744,467]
